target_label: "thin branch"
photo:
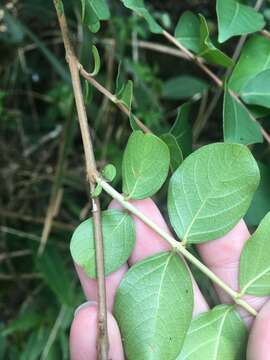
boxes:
[261,29,270,40]
[97,176,257,317]
[194,0,265,140]
[0,210,75,231]
[79,66,151,134]
[162,29,270,145]
[53,1,108,358]
[134,39,189,60]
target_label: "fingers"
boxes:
[197,220,268,326]
[110,198,209,316]
[247,299,270,360]
[70,304,124,360]
[74,197,208,332]
[109,198,170,264]
[75,263,128,312]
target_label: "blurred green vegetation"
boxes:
[0,0,270,358]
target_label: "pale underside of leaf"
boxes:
[240,212,270,296]
[114,252,193,360]
[168,143,259,244]
[177,305,247,360]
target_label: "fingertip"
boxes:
[247,300,270,360]
[75,263,128,312]
[70,305,125,360]
[110,198,170,264]
[197,219,250,267]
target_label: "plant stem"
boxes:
[193,0,265,141]
[53,1,108,358]
[97,176,258,317]
[79,66,151,134]
[162,30,270,146]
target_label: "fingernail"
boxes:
[74,301,97,317]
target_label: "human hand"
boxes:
[69,198,270,360]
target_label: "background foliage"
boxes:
[1,0,270,358]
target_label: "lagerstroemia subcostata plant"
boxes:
[53,0,270,358]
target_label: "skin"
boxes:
[70,198,270,360]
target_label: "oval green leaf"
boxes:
[174,11,200,53]
[240,69,270,109]
[102,163,117,182]
[223,89,263,145]
[122,131,170,199]
[114,252,193,360]
[161,75,208,100]
[240,212,270,296]
[168,143,260,244]
[70,209,135,278]
[81,0,110,33]
[217,0,265,43]
[198,15,233,68]
[229,35,270,93]
[121,0,162,34]
[177,305,247,360]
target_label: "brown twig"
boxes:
[53,1,108,358]
[193,0,265,141]
[261,29,270,40]
[162,30,270,145]
[79,66,151,134]
[0,210,75,231]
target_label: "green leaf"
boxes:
[174,12,233,68]
[240,69,270,109]
[217,0,265,43]
[91,183,102,197]
[198,15,233,68]
[82,0,100,33]
[245,162,270,226]
[81,0,110,33]
[174,11,200,53]
[121,0,163,34]
[89,45,101,76]
[161,134,183,172]
[176,305,247,360]
[114,252,193,360]
[89,0,110,20]
[240,212,270,296]
[116,80,133,112]
[170,103,193,158]
[36,247,74,306]
[122,131,170,199]
[70,209,135,278]
[129,114,141,131]
[102,164,117,182]
[168,143,260,244]
[229,35,270,93]
[84,80,93,104]
[115,75,136,130]
[161,75,208,100]
[223,89,263,145]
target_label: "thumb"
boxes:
[70,304,124,360]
